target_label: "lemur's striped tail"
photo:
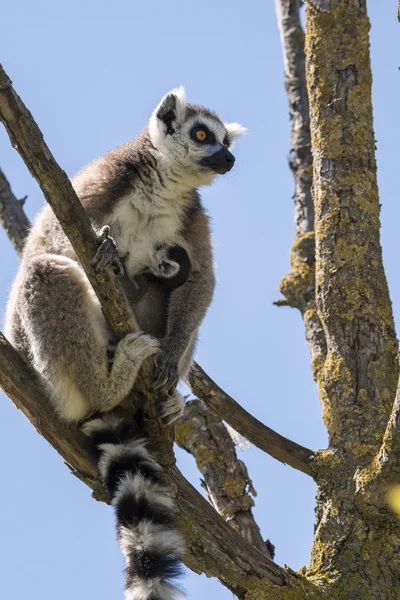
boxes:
[82,416,185,600]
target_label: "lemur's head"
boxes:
[148,87,246,186]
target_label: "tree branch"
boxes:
[274,0,327,382]
[0,64,139,338]
[0,168,30,255]
[176,399,274,558]
[189,364,315,476]
[275,0,313,236]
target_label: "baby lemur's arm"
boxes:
[153,209,215,394]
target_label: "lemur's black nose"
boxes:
[200,147,235,174]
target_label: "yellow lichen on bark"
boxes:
[245,575,324,600]
[279,232,315,310]
[302,2,400,597]
[305,1,398,449]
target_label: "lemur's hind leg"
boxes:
[21,254,158,421]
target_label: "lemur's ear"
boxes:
[149,87,187,141]
[224,122,248,147]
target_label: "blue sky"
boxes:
[0,2,398,599]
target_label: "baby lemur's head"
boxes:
[148,87,246,186]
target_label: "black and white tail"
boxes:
[82,416,185,600]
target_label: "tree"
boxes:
[0,1,399,598]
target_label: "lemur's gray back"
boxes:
[5,87,245,600]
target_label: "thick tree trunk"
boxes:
[304,2,400,598]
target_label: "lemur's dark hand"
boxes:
[153,350,179,396]
[90,226,124,276]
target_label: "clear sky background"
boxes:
[0,2,398,599]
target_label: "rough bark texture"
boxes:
[176,399,274,559]
[304,1,400,598]
[274,0,326,382]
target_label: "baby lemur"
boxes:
[5,87,245,600]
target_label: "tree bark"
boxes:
[176,399,274,558]
[304,2,400,597]
[274,0,327,382]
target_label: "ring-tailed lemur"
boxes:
[5,87,246,600]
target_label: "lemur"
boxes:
[5,87,245,600]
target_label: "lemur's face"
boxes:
[148,87,246,186]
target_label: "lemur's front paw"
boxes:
[90,225,124,276]
[159,391,185,425]
[153,352,179,396]
[119,331,160,363]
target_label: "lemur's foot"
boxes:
[153,351,179,396]
[118,331,160,363]
[91,225,124,276]
[159,390,185,425]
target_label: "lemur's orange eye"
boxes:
[195,129,207,141]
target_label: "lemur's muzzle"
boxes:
[200,147,235,174]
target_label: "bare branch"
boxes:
[274,0,326,381]
[275,0,313,235]
[0,64,139,338]
[189,363,315,476]
[176,399,274,558]
[0,168,30,254]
